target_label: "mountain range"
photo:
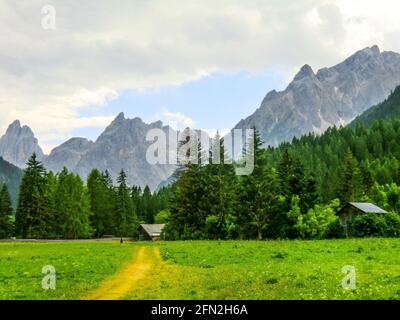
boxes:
[0,114,176,191]
[234,45,400,146]
[45,113,176,190]
[2,45,400,190]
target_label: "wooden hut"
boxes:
[139,224,165,241]
[337,202,387,237]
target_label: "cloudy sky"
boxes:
[1,0,400,153]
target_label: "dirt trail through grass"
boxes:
[82,246,160,300]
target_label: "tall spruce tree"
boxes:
[337,149,364,204]
[141,186,154,224]
[278,148,307,203]
[201,132,238,239]
[238,128,280,239]
[300,173,319,213]
[131,186,143,222]
[54,168,92,239]
[115,169,137,237]
[167,133,208,239]
[15,153,53,238]
[87,169,115,237]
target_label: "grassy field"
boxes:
[0,239,399,300]
[0,242,140,299]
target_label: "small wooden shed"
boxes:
[337,202,388,237]
[139,224,165,241]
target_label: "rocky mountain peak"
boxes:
[114,111,126,122]
[341,45,383,68]
[350,45,381,60]
[8,120,21,131]
[293,64,315,81]
[54,137,93,151]
[363,45,380,55]
[107,112,126,128]
[0,121,44,168]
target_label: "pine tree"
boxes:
[141,186,154,224]
[278,148,306,203]
[277,146,292,193]
[131,186,143,221]
[337,149,364,204]
[167,135,208,239]
[54,168,92,239]
[201,132,238,239]
[300,173,319,213]
[0,184,13,238]
[87,169,115,237]
[288,156,306,197]
[115,169,137,237]
[45,171,58,235]
[15,153,53,239]
[238,128,279,239]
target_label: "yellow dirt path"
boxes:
[82,246,158,300]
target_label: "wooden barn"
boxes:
[337,202,388,237]
[139,224,165,241]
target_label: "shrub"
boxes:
[385,212,400,237]
[288,198,339,239]
[205,215,220,239]
[351,213,388,237]
[325,218,346,239]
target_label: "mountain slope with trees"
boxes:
[0,157,22,207]
[350,86,400,127]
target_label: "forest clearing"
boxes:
[0,239,399,300]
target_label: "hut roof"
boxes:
[346,202,388,214]
[140,224,165,237]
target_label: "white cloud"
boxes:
[160,111,196,130]
[1,0,400,149]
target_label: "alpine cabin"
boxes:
[139,224,165,241]
[337,202,388,237]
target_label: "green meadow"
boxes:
[0,242,140,300]
[0,239,399,300]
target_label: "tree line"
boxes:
[0,154,170,239]
[2,115,400,240]
[164,123,400,240]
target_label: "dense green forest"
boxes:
[165,88,400,240]
[2,88,400,240]
[0,153,170,239]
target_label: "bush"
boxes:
[351,213,388,237]
[205,215,220,240]
[161,222,179,240]
[325,218,346,239]
[385,212,400,237]
[325,213,400,238]
[288,198,339,239]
